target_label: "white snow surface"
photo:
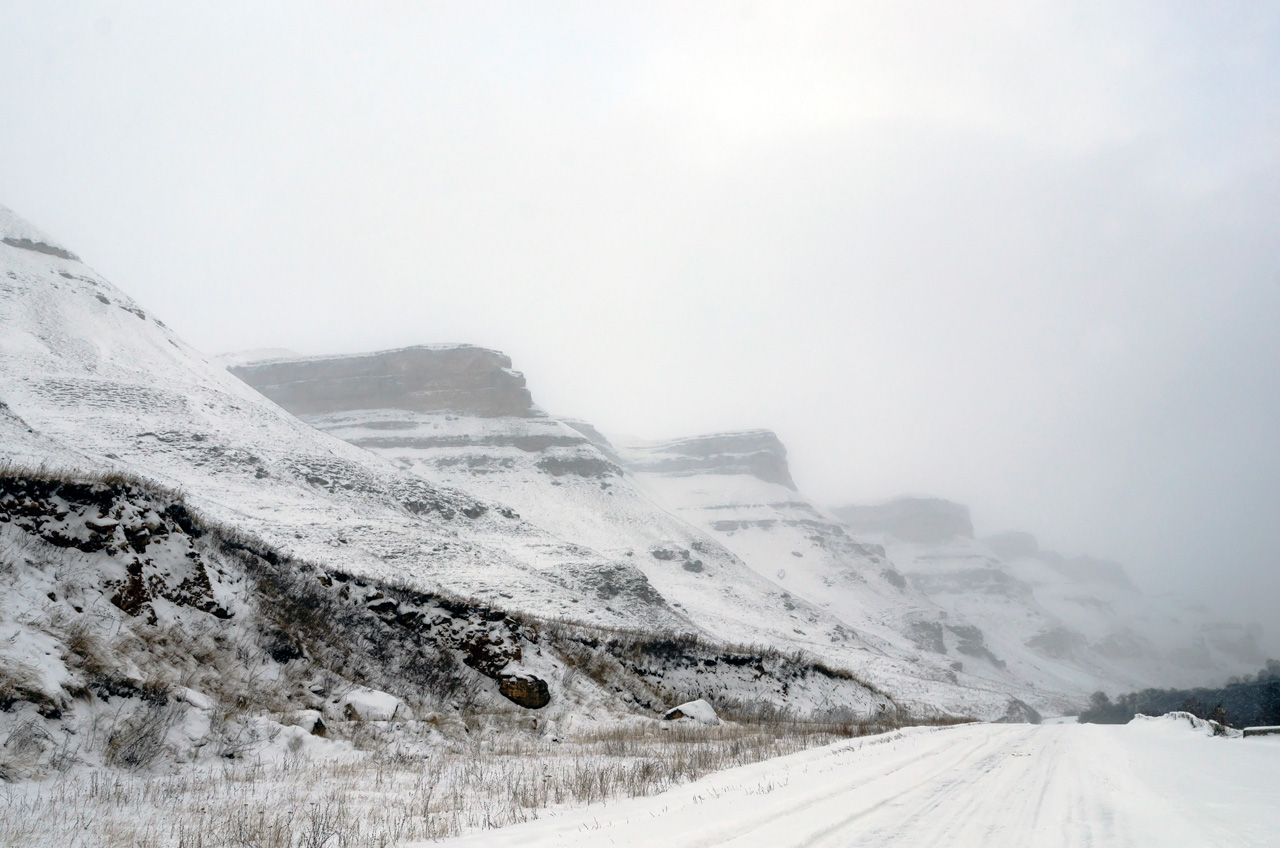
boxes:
[428,718,1280,847]
[664,698,719,725]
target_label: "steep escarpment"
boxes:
[230,345,536,417]
[615,434,1036,702]
[624,430,796,489]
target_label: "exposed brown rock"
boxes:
[498,675,550,709]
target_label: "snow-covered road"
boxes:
[429,717,1280,847]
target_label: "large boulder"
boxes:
[499,674,551,709]
[997,699,1042,725]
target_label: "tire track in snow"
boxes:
[684,726,1028,847]
[432,722,1276,848]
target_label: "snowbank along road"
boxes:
[429,716,1280,847]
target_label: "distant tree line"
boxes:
[1079,660,1280,728]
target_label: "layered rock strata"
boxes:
[230,345,536,418]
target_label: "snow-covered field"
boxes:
[0,718,888,847]
[432,715,1280,848]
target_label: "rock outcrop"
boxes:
[498,675,551,709]
[230,345,536,417]
[623,430,795,489]
[663,698,719,725]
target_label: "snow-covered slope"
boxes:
[0,204,687,634]
[616,434,1095,704]
[1,206,912,725]
[228,350,837,656]
[229,349,1070,715]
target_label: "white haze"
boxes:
[2,2,1278,644]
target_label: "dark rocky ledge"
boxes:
[2,236,79,261]
[230,345,536,417]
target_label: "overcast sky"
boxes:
[2,2,1278,638]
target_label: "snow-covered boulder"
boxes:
[663,699,719,725]
[338,688,411,722]
[284,709,328,737]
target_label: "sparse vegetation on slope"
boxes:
[0,466,978,846]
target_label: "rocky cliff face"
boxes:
[230,346,536,418]
[623,430,796,489]
[830,498,974,544]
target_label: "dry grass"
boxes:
[0,716,943,847]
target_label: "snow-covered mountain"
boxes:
[0,204,928,728]
[226,337,1263,714]
[614,434,1186,702]
[227,348,1009,714]
[832,498,1265,691]
[0,205,688,634]
[4,202,1260,731]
